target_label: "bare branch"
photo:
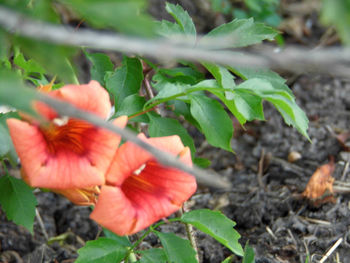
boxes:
[37,93,231,189]
[0,6,349,77]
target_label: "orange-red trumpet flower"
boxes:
[90,134,197,235]
[7,80,127,190]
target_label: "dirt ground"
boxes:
[1,1,350,263]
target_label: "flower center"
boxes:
[41,118,94,155]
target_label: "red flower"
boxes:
[90,134,197,235]
[7,80,127,189]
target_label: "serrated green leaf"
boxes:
[321,0,350,45]
[190,95,233,151]
[156,231,198,263]
[103,229,132,247]
[0,175,37,233]
[202,62,235,89]
[235,78,309,138]
[164,2,196,43]
[76,237,128,263]
[267,95,309,139]
[60,0,155,37]
[225,91,264,124]
[115,94,148,123]
[202,18,277,48]
[199,64,264,124]
[229,66,293,97]
[235,78,293,101]
[106,56,143,110]
[148,114,196,157]
[230,66,285,84]
[85,52,114,86]
[242,242,255,263]
[182,209,244,256]
[156,20,184,38]
[138,248,167,263]
[14,53,46,75]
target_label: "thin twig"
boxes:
[37,93,230,189]
[35,208,49,240]
[319,237,343,263]
[182,203,200,262]
[0,6,350,77]
[257,148,266,190]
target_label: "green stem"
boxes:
[130,85,227,118]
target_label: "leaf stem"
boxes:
[130,85,228,119]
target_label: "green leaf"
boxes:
[156,20,184,38]
[242,242,255,263]
[60,0,155,36]
[0,29,10,61]
[164,2,196,42]
[267,94,309,139]
[0,69,37,115]
[85,52,114,86]
[106,56,143,110]
[230,66,285,85]
[138,248,167,263]
[225,91,264,124]
[182,209,244,256]
[155,231,198,263]
[202,18,278,48]
[190,95,233,151]
[15,38,78,83]
[0,112,20,164]
[229,66,293,97]
[148,115,196,157]
[115,94,148,123]
[1,0,60,23]
[159,67,204,85]
[76,237,128,263]
[172,100,200,129]
[202,62,235,90]
[149,82,189,104]
[0,175,37,233]
[14,52,46,75]
[193,157,211,168]
[221,255,234,263]
[199,64,264,125]
[235,78,309,138]
[103,229,132,247]
[321,0,350,45]
[0,124,12,157]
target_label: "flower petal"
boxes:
[7,116,127,189]
[36,80,111,120]
[106,134,191,185]
[91,160,197,235]
[90,185,137,235]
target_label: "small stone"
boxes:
[288,151,302,163]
